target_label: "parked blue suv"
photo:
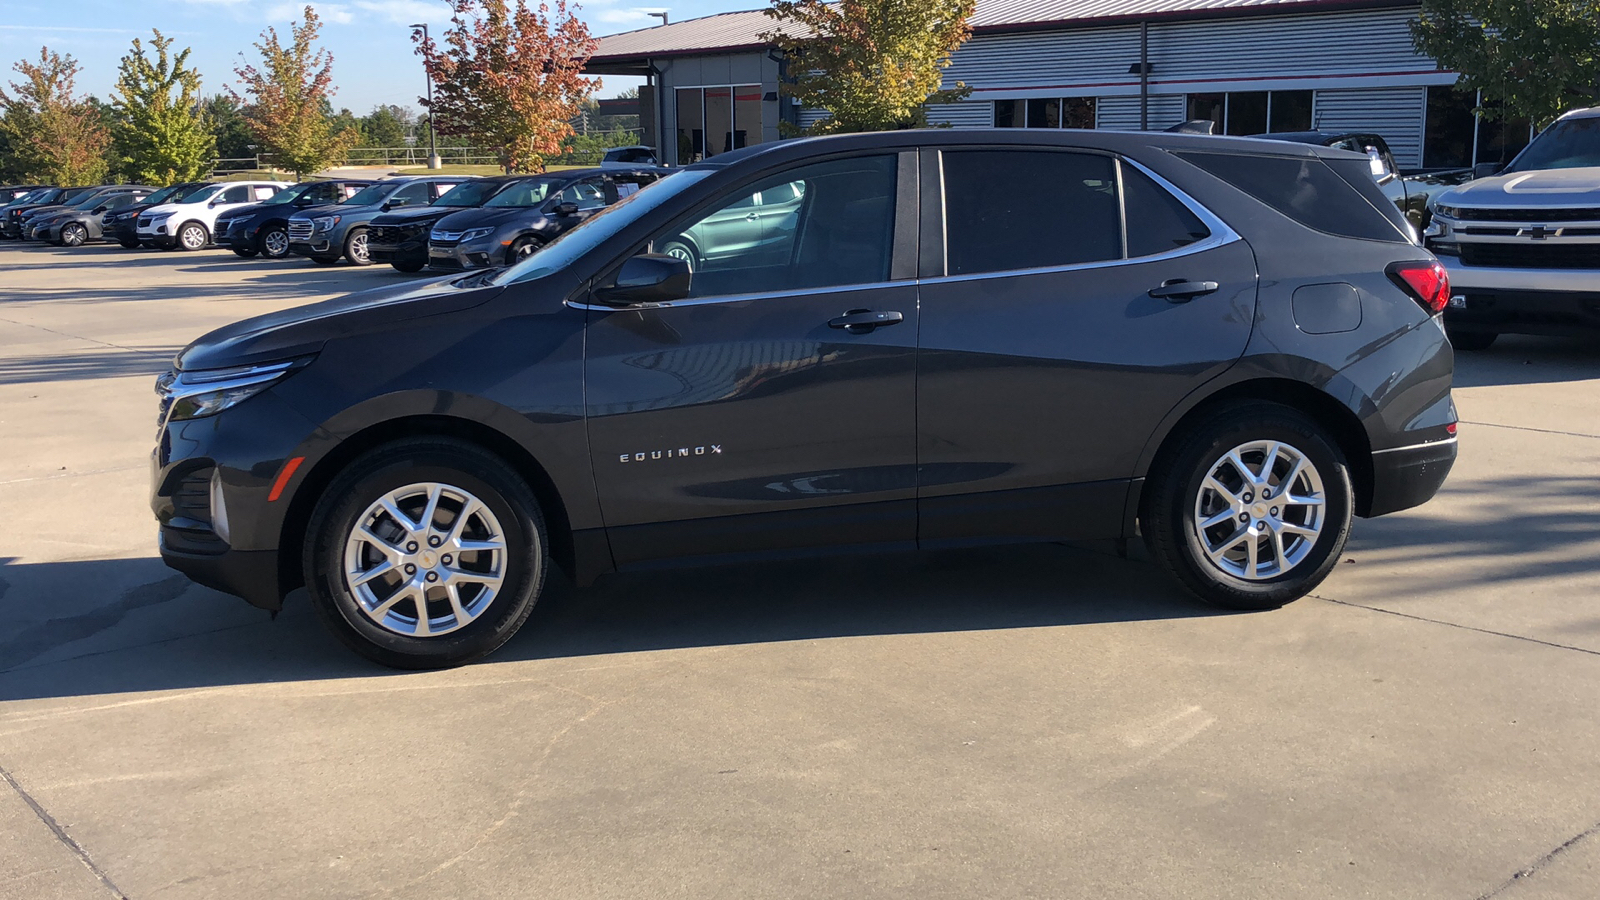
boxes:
[287,175,473,265]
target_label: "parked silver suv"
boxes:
[1426,108,1600,349]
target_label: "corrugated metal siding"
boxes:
[947,8,1433,90]
[1313,86,1426,166]
[1096,94,1185,130]
[925,99,996,128]
[797,107,831,129]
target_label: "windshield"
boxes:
[174,184,225,205]
[260,182,317,205]
[431,179,505,207]
[1507,116,1600,172]
[68,191,111,210]
[342,182,398,206]
[496,170,710,285]
[483,178,560,208]
[144,183,190,205]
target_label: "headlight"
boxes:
[156,358,310,425]
[1432,205,1459,220]
[312,215,340,233]
[459,227,496,242]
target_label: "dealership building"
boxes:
[586,0,1533,171]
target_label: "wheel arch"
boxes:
[1137,377,1376,521]
[277,414,582,597]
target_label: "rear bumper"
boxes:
[1366,437,1457,518]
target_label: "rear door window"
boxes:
[1176,150,1407,242]
[941,150,1121,276]
[222,185,251,204]
[1122,166,1211,258]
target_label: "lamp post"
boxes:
[410,23,441,169]
[648,11,669,25]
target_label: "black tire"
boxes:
[60,223,88,247]
[1445,327,1497,352]
[308,254,340,265]
[303,437,550,669]
[175,221,208,251]
[1141,401,1353,611]
[233,247,259,258]
[118,236,141,249]
[392,257,426,273]
[259,225,291,259]
[507,236,543,266]
[658,239,697,272]
[343,227,372,266]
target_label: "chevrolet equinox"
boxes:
[153,131,1459,668]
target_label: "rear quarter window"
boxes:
[1175,150,1407,243]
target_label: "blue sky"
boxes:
[0,1,754,113]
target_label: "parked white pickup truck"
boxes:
[1425,108,1600,350]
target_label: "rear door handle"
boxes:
[1148,280,1220,302]
[828,309,904,332]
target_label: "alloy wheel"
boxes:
[1191,440,1326,581]
[62,223,86,246]
[342,482,507,637]
[262,228,290,257]
[180,223,206,250]
[348,231,369,264]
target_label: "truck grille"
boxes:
[1459,243,1600,269]
[288,221,314,241]
[1451,207,1600,222]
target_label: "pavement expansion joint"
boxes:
[0,761,129,899]
[1312,593,1600,658]
[1471,817,1600,899]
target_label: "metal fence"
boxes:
[211,130,644,174]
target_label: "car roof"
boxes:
[1257,130,1382,146]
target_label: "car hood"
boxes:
[142,202,187,217]
[217,201,278,219]
[177,274,506,371]
[372,205,470,227]
[288,202,351,221]
[433,206,542,232]
[1437,166,1600,209]
[20,203,70,218]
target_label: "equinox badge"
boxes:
[620,445,722,463]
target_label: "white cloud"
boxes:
[265,1,355,25]
[351,0,453,25]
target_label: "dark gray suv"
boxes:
[153,130,1457,669]
[286,176,472,265]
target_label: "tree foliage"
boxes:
[362,104,412,147]
[1413,0,1600,127]
[0,48,111,184]
[111,31,215,185]
[416,0,600,173]
[763,0,976,134]
[202,94,256,160]
[231,6,360,178]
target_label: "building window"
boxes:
[1422,86,1535,170]
[1187,91,1312,135]
[994,97,1096,129]
[676,84,763,164]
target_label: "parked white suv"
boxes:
[1426,108,1600,349]
[137,181,290,251]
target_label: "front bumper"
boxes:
[1367,437,1457,517]
[289,236,335,256]
[427,240,498,271]
[214,221,250,250]
[368,235,427,265]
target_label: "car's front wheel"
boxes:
[60,223,88,247]
[304,438,550,669]
[343,228,371,266]
[1142,402,1352,611]
[260,225,291,259]
[658,239,697,273]
[508,236,542,265]
[176,221,208,251]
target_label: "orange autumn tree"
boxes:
[0,48,111,184]
[416,0,599,173]
[232,6,360,178]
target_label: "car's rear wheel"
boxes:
[304,438,549,669]
[508,236,543,265]
[260,225,291,259]
[176,221,208,251]
[343,228,371,266]
[1445,326,1497,352]
[1142,402,1352,611]
[60,223,88,247]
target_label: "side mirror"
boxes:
[383,197,407,210]
[593,254,691,306]
[295,196,315,206]
[1473,162,1504,179]
[554,201,580,216]
[93,206,107,214]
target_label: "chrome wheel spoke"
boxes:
[446,583,472,625]
[351,559,395,587]
[1202,476,1240,507]
[1206,531,1248,565]
[356,524,404,558]
[1199,508,1237,530]
[1285,493,1324,507]
[379,496,419,534]
[1269,529,1288,574]
[1280,521,1318,537]
[369,585,412,620]
[1193,439,1326,582]
[1258,441,1281,483]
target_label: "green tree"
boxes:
[0,47,111,183]
[362,104,411,147]
[1412,0,1600,127]
[202,94,256,160]
[231,6,360,177]
[110,31,215,185]
[763,0,976,134]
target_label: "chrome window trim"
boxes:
[568,278,917,312]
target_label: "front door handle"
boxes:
[1148,279,1220,302]
[828,309,904,333]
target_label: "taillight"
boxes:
[1387,259,1450,315]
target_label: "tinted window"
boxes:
[557,177,607,210]
[222,185,251,204]
[484,178,557,208]
[942,150,1120,276]
[1123,166,1210,258]
[432,180,504,207]
[1507,115,1600,172]
[388,182,432,206]
[1177,151,1406,243]
[654,154,896,299]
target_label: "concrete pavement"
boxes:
[2,241,1598,899]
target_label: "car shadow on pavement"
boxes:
[1452,335,1600,387]
[0,343,179,384]
[0,542,1214,701]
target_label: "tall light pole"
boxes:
[648,11,669,25]
[410,23,441,169]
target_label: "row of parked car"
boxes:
[0,164,672,274]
